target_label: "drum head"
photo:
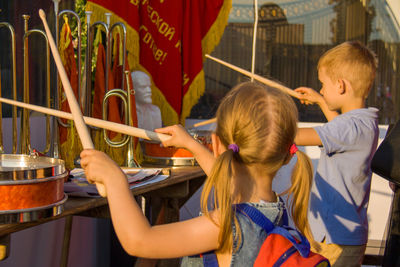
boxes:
[0,154,66,180]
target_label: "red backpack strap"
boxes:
[235,203,311,257]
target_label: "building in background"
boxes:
[191,0,400,125]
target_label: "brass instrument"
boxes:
[0,22,17,154]
[85,15,137,167]
[103,22,129,148]
[56,10,82,129]
[86,20,109,118]
[20,15,51,155]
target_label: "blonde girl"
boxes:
[81,81,314,266]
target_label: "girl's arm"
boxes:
[155,125,216,176]
[80,149,220,258]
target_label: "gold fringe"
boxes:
[202,0,232,58]
[180,70,205,125]
[105,133,127,166]
[181,0,232,125]
[60,122,83,170]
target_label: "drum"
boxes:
[141,130,213,166]
[0,154,68,223]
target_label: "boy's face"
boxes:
[318,67,342,111]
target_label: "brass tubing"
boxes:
[82,11,92,116]
[86,21,109,120]
[124,70,139,167]
[21,15,52,155]
[56,11,82,129]
[109,22,127,91]
[102,22,129,148]
[102,89,129,147]
[20,15,31,154]
[58,10,81,103]
[0,22,17,154]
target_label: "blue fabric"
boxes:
[180,199,286,267]
[202,251,219,267]
[310,108,379,245]
[236,203,310,258]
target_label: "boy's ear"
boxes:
[338,79,346,94]
[338,78,353,95]
[211,133,227,157]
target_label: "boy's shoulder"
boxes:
[330,108,378,125]
[315,108,378,151]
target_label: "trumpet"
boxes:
[0,22,17,154]
[20,15,51,155]
[84,15,137,167]
[102,22,130,148]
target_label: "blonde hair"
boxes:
[200,82,314,252]
[318,41,378,98]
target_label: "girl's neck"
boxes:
[232,163,276,203]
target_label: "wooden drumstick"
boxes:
[39,9,106,197]
[205,54,301,99]
[188,118,217,129]
[0,97,170,142]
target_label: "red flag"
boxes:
[86,0,231,125]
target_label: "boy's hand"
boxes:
[80,149,124,186]
[295,87,323,105]
[155,125,195,149]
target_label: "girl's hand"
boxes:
[80,149,124,186]
[155,125,195,149]
[295,87,323,105]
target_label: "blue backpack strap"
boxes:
[235,203,311,258]
[202,251,219,267]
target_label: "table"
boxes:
[0,166,206,267]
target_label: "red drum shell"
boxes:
[0,176,66,210]
[0,154,67,211]
[143,141,193,158]
[142,130,213,158]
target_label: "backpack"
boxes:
[202,203,330,267]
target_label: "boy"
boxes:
[295,41,379,266]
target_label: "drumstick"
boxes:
[0,97,170,142]
[188,118,217,129]
[205,54,301,99]
[39,9,106,197]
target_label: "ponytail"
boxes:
[200,149,238,252]
[284,150,315,244]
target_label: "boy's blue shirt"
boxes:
[309,107,379,245]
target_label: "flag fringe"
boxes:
[202,0,232,57]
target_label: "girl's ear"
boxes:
[211,133,227,157]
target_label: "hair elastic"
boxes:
[289,144,298,155]
[228,144,239,153]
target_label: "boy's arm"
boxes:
[155,125,215,176]
[295,128,322,146]
[295,87,339,121]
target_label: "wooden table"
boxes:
[0,166,206,267]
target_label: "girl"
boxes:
[80,81,314,266]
